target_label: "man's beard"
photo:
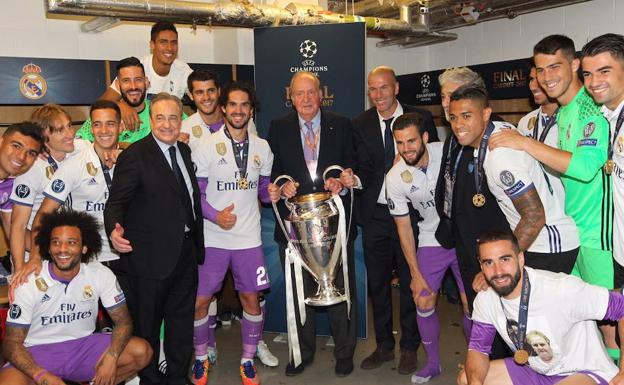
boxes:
[121,89,146,108]
[487,267,521,297]
[402,145,426,166]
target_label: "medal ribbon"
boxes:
[442,137,463,218]
[500,269,531,353]
[97,156,113,192]
[533,108,559,143]
[608,106,624,161]
[47,156,59,171]
[224,128,249,181]
[473,122,496,197]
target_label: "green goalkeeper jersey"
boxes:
[558,86,612,251]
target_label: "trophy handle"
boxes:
[321,165,354,241]
[271,174,297,242]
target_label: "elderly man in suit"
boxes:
[351,66,439,374]
[267,71,360,378]
[104,93,204,385]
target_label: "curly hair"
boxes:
[35,210,102,263]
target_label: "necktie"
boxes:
[169,146,195,229]
[303,121,316,163]
[383,118,395,172]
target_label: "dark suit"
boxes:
[104,134,204,385]
[267,110,357,363]
[351,104,437,353]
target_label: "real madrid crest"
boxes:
[35,278,48,292]
[19,63,47,100]
[216,142,227,156]
[527,116,537,132]
[86,162,98,176]
[253,155,261,168]
[400,170,413,183]
[192,125,203,138]
[45,166,54,180]
[83,285,94,299]
[617,136,624,155]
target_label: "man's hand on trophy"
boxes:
[216,203,237,230]
[268,183,282,203]
[324,177,344,194]
[281,181,299,199]
[339,168,357,189]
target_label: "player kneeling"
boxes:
[1,210,152,385]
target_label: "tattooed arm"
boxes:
[510,187,546,251]
[94,303,133,384]
[1,326,66,384]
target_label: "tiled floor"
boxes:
[207,291,468,385]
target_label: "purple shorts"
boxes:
[197,246,270,296]
[3,333,110,381]
[504,358,608,385]
[417,246,465,295]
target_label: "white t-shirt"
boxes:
[386,142,443,247]
[111,54,192,99]
[7,260,125,347]
[483,121,579,253]
[43,144,118,262]
[472,267,617,381]
[517,108,566,206]
[9,138,90,229]
[181,112,223,152]
[193,129,273,249]
[602,100,624,266]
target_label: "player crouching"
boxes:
[1,210,152,385]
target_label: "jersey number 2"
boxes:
[256,266,268,286]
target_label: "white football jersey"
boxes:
[7,260,125,347]
[386,142,443,247]
[193,128,273,249]
[484,121,579,253]
[602,101,624,266]
[181,112,223,151]
[43,144,118,262]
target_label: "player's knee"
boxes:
[131,338,153,369]
[417,294,436,310]
[194,296,212,316]
[239,292,260,314]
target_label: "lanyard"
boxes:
[609,107,624,160]
[224,128,249,179]
[47,156,59,171]
[442,137,464,218]
[97,156,113,192]
[474,122,496,196]
[500,269,530,352]
[533,108,559,143]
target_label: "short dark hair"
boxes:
[449,84,489,107]
[90,100,121,123]
[151,21,177,41]
[116,56,145,74]
[582,33,624,63]
[476,229,521,256]
[219,81,257,110]
[3,122,45,151]
[35,210,103,263]
[187,69,221,93]
[534,34,576,61]
[393,112,424,135]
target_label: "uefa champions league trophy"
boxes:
[272,165,352,306]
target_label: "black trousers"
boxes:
[114,235,198,385]
[362,204,420,351]
[524,248,578,274]
[279,241,357,362]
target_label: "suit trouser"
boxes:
[362,204,420,351]
[115,234,198,385]
[279,241,357,363]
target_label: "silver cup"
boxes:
[273,166,351,306]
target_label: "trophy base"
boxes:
[305,287,347,306]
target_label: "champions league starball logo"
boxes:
[420,74,431,89]
[299,39,318,60]
[19,63,47,100]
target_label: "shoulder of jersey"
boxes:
[493,121,516,131]
[577,89,605,120]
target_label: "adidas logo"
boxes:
[217,158,227,165]
[40,294,51,303]
[87,177,98,185]
[410,185,419,193]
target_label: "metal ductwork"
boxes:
[45,0,457,45]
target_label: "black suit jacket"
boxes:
[351,104,438,226]
[104,135,204,279]
[267,110,356,245]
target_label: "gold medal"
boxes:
[513,349,529,365]
[605,159,615,175]
[472,193,486,207]
[238,177,249,190]
[401,170,413,183]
